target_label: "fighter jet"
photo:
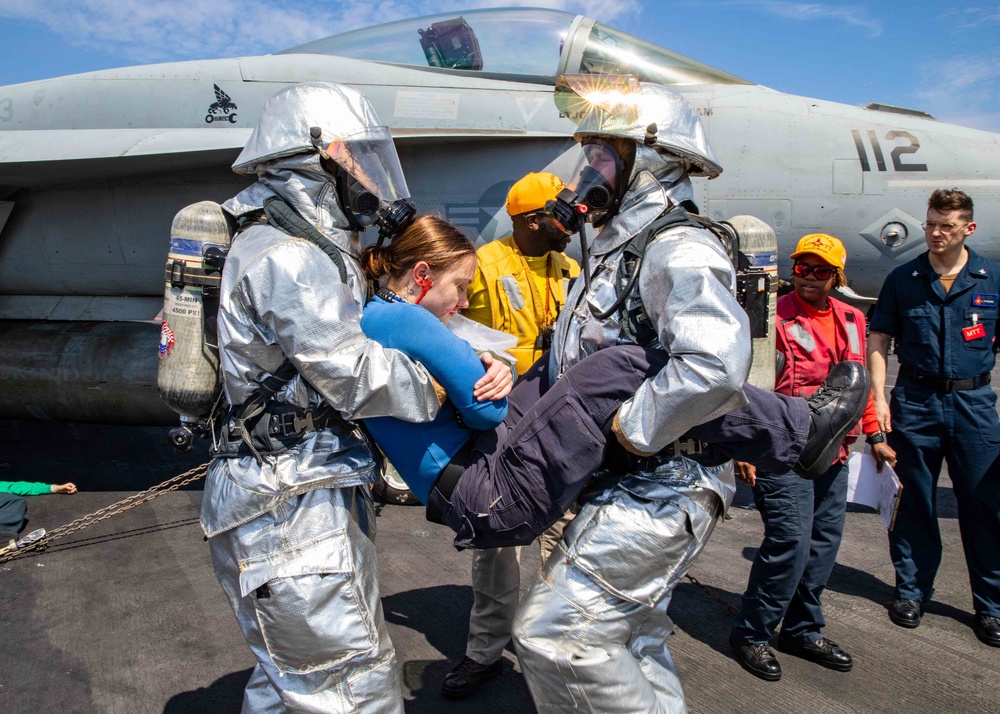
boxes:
[1,7,998,424]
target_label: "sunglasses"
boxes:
[793,262,835,281]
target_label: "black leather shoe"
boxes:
[729,633,781,681]
[777,634,853,672]
[441,656,503,699]
[888,599,923,628]
[974,615,1000,647]
[794,361,870,480]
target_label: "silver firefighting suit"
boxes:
[512,147,752,713]
[200,83,440,714]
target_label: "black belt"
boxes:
[426,439,475,526]
[900,366,991,393]
[623,437,726,472]
[213,403,343,459]
[665,437,708,457]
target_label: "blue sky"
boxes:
[1,0,998,132]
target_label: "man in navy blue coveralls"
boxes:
[868,188,1000,647]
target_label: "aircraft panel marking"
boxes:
[516,97,545,124]
[867,130,887,171]
[852,129,927,173]
[886,131,928,172]
[0,98,11,122]
[394,91,460,120]
[886,178,1000,189]
[205,85,238,124]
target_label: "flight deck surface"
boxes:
[2,363,998,713]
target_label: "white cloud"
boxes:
[0,0,641,64]
[912,55,1000,132]
[758,2,881,36]
[694,1,881,37]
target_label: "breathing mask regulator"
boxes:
[543,133,648,319]
[310,125,416,247]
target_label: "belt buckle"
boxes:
[675,438,704,455]
[292,411,315,433]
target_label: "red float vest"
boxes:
[775,292,867,462]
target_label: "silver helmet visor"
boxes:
[324,125,411,203]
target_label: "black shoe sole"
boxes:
[974,629,1000,647]
[440,664,503,699]
[776,640,853,672]
[729,639,782,681]
[888,612,921,629]
[796,363,870,480]
[733,656,782,681]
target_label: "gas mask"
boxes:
[313,124,416,242]
[563,138,634,227]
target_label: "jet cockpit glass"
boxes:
[560,20,751,86]
[279,8,575,78]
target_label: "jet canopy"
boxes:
[279,8,750,87]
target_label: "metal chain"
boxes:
[1,463,743,617]
[685,572,740,616]
[0,461,209,563]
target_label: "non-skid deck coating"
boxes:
[2,364,998,713]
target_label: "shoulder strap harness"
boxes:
[613,201,740,345]
[210,197,354,461]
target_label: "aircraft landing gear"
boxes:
[372,461,420,506]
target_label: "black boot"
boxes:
[794,361,870,480]
[441,656,503,699]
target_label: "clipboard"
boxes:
[846,448,903,530]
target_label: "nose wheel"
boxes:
[372,461,420,506]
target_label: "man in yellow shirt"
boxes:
[442,172,580,699]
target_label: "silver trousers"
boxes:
[208,486,402,714]
[466,509,578,665]
[513,466,724,713]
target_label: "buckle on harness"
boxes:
[669,438,705,456]
[293,411,315,434]
[169,259,186,288]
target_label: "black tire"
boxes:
[372,462,421,506]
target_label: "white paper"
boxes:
[445,314,518,368]
[846,448,903,530]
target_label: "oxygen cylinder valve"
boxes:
[168,425,195,452]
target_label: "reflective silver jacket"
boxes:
[550,167,751,501]
[201,155,440,537]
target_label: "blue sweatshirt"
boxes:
[361,297,508,504]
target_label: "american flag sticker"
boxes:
[159,320,176,359]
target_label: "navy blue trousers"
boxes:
[0,493,27,534]
[432,346,810,550]
[888,380,1000,617]
[731,460,849,644]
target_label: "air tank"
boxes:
[157,201,231,448]
[728,215,778,390]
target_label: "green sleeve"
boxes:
[0,481,52,496]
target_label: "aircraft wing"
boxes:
[0,124,569,188]
[0,128,253,186]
